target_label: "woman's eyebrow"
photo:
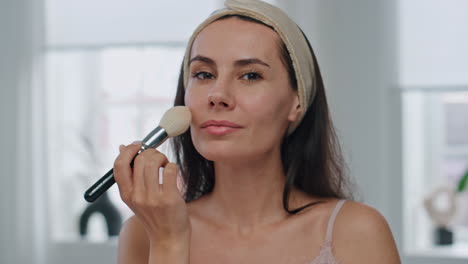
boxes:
[189,55,216,66]
[234,58,270,68]
[189,55,270,68]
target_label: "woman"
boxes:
[114,0,400,263]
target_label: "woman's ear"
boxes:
[287,94,302,122]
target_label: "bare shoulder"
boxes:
[333,200,401,263]
[117,215,149,264]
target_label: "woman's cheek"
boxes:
[241,93,273,114]
[185,84,205,105]
[184,86,195,107]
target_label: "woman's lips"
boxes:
[200,120,243,136]
[203,126,240,136]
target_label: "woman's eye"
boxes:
[241,72,263,81]
[192,72,214,80]
[192,71,262,82]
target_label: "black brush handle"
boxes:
[83,127,168,203]
[84,168,116,203]
[84,158,137,203]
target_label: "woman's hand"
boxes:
[114,142,191,250]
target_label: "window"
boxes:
[45,46,184,242]
[400,0,468,261]
[403,89,468,257]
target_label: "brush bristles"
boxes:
[159,106,192,137]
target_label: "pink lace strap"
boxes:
[325,200,346,242]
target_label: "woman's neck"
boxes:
[199,151,291,236]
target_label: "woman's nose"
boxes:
[207,82,234,110]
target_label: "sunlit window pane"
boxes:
[443,157,468,184]
[100,48,143,102]
[142,47,184,99]
[46,45,184,241]
[444,103,468,146]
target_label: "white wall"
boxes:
[0,0,44,263]
[1,0,26,263]
[400,0,468,86]
[45,0,220,47]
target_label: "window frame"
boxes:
[402,86,468,263]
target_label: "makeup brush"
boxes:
[84,106,192,203]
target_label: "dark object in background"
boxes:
[435,226,453,245]
[79,192,122,237]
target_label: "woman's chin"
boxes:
[192,136,273,163]
[198,149,243,162]
[196,144,252,163]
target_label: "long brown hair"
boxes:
[171,15,354,214]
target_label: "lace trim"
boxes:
[309,241,340,264]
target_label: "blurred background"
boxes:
[1,0,468,263]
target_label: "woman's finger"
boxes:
[145,150,169,195]
[161,163,178,193]
[114,143,142,196]
[132,148,148,196]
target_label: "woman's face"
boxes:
[185,17,301,162]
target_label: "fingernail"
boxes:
[119,144,125,152]
[159,167,164,185]
[131,140,141,145]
